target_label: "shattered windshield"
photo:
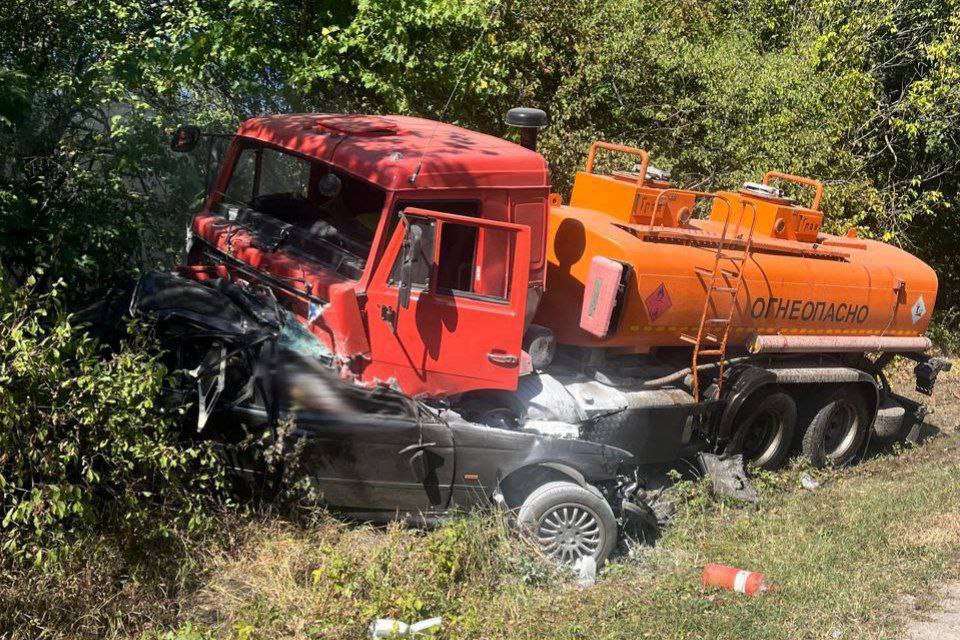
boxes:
[218,144,386,278]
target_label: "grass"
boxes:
[4,366,960,640]
[130,434,960,640]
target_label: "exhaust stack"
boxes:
[505,107,548,151]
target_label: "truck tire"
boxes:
[522,324,556,371]
[517,480,617,567]
[458,391,526,429]
[872,399,908,442]
[724,389,797,471]
[801,387,870,468]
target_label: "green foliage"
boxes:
[4,0,959,331]
[305,515,553,625]
[163,515,557,638]
[2,0,959,327]
[927,309,960,354]
[0,160,149,296]
[0,277,227,566]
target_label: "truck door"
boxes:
[363,208,531,397]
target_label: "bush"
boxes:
[0,275,228,567]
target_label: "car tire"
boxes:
[517,480,617,567]
[801,387,870,468]
[724,389,797,470]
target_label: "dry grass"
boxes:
[4,362,959,640]
[164,513,559,639]
[134,434,960,640]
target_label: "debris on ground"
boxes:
[573,555,597,588]
[701,562,772,596]
[698,453,759,503]
[800,473,821,491]
[368,616,443,638]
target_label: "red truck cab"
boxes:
[187,114,549,397]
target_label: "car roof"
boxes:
[235,114,549,191]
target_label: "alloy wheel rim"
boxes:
[536,503,602,563]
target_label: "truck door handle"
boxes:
[399,442,438,456]
[487,352,519,367]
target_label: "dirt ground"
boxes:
[904,583,960,639]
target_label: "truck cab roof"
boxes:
[236,114,549,191]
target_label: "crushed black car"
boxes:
[124,271,656,566]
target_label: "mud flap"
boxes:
[698,453,758,503]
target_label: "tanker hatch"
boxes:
[569,142,696,228]
[644,165,671,183]
[739,182,788,201]
[710,172,825,243]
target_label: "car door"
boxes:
[363,208,531,397]
[284,396,455,512]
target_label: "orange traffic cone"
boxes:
[701,563,770,596]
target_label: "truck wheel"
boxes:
[517,480,617,567]
[724,390,797,470]
[801,387,869,468]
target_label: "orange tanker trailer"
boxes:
[514,139,946,470]
[541,144,936,356]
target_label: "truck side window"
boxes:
[388,217,435,289]
[436,224,477,293]
[386,200,479,243]
[224,148,257,203]
[385,206,512,303]
[436,223,512,302]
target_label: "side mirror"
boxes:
[170,124,201,152]
[397,222,424,310]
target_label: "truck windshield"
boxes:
[218,143,386,275]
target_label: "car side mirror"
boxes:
[170,124,201,152]
[397,222,425,310]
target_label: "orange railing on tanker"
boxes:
[569,141,697,229]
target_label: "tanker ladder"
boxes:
[674,195,757,401]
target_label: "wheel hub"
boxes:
[744,412,778,457]
[536,504,602,563]
[824,402,858,457]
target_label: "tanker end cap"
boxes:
[505,107,548,151]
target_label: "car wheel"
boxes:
[724,389,797,470]
[801,387,870,468]
[517,480,617,566]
